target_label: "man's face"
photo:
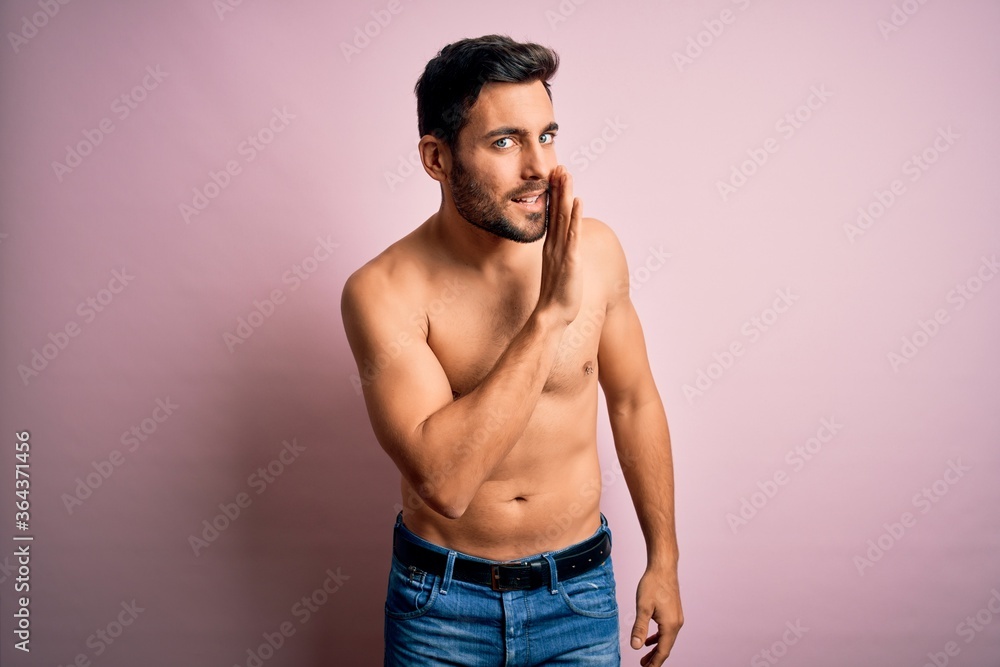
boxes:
[445,80,559,244]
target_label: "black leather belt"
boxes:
[392,527,611,591]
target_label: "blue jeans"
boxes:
[384,512,620,666]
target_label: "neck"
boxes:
[427,199,541,278]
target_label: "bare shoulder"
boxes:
[581,215,625,255]
[341,229,432,340]
[579,216,629,289]
[343,225,433,298]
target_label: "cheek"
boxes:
[477,167,513,198]
[465,153,521,197]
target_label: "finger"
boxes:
[648,646,671,667]
[567,196,582,247]
[545,166,565,240]
[558,170,574,238]
[548,164,562,206]
[631,608,651,650]
[543,166,563,247]
[642,636,673,667]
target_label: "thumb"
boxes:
[631,609,650,649]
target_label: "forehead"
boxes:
[462,80,554,136]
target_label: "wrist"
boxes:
[647,548,679,572]
[529,307,569,337]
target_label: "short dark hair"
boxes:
[414,34,560,149]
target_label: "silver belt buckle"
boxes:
[490,562,527,591]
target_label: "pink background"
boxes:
[2,0,999,665]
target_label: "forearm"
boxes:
[413,309,566,517]
[610,398,679,568]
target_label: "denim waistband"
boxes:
[393,511,611,563]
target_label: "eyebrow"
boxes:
[482,121,559,140]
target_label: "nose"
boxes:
[520,139,552,182]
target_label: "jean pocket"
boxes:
[385,555,441,620]
[558,557,618,619]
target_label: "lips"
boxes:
[511,190,547,204]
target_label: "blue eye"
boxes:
[494,137,514,149]
[540,133,555,144]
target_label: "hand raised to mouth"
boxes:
[535,164,582,326]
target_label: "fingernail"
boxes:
[631,637,641,649]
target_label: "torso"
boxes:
[388,219,612,560]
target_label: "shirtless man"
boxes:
[341,35,682,666]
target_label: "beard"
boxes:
[449,156,548,244]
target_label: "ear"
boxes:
[418,134,452,184]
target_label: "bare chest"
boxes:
[427,289,606,398]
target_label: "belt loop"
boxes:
[440,550,457,595]
[395,511,404,528]
[600,513,612,548]
[542,553,559,594]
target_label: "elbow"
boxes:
[434,502,468,521]
[607,393,658,421]
[413,478,472,521]
[422,487,471,521]
[398,445,476,520]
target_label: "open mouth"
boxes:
[511,191,546,210]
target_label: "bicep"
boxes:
[594,228,660,412]
[598,291,659,410]
[341,275,454,468]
